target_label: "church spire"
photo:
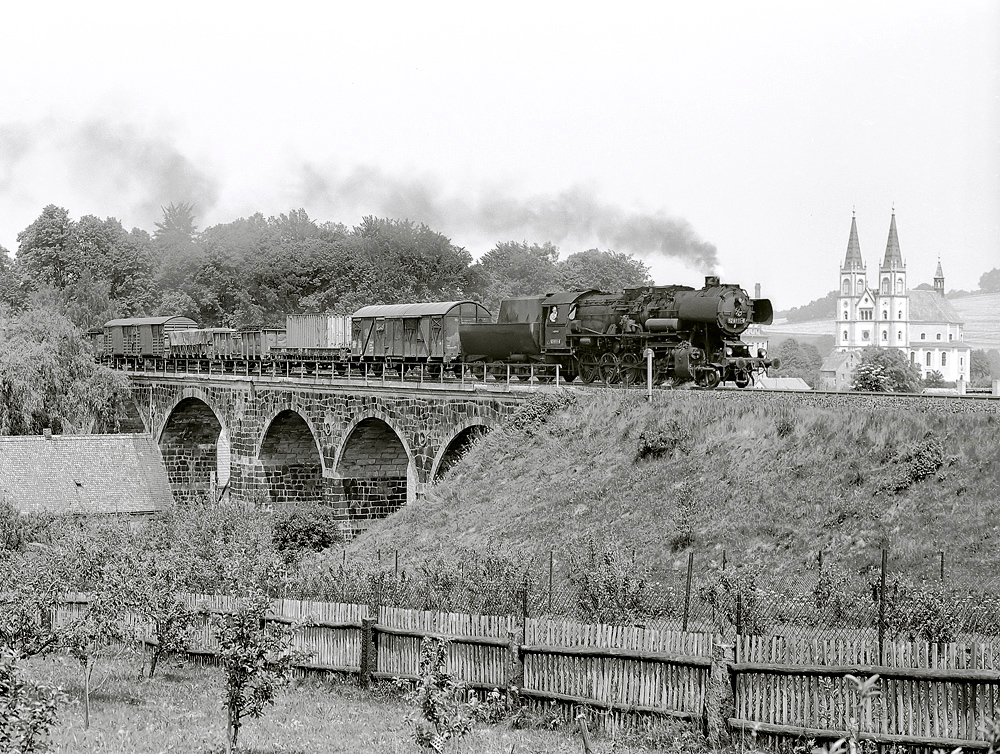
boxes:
[881,210,904,270]
[934,256,945,296]
[842,211,865,271]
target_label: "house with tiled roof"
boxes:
[0,432,172,516]
[833,211,970,385]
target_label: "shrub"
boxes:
[878,576,962,643]
[880,435,946,493]
[401,637,511,752]
[569,541,673,625]
[0,649,63,753]
[635,419,693,461]
[697,563,771,636]
[272,503,343,560]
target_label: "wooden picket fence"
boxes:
[54,595,1000,749]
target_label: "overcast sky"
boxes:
[1,1,997,309]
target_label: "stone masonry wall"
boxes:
[135,378,523,530]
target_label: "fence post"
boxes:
[521,578,529,646]
[683,551,694,632]
[548,551,554,613]
[505,628,524,710]
[704,642,735,749]
[360,617,376,688]
[939,550,945,581]
[735,588,743,637]
[878,548,887,664]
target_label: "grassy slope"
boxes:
[351,391,1000,583]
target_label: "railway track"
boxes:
[116,358,999,402]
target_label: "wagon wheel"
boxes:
[577,356,598,384]
[599,352,621,385]
[620,354,643,387]
[695,367,721,390]
[425,363,442,379]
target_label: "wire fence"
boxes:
[279,547,1000,647]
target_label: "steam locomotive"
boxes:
[102,276,775,389]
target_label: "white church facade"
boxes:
[832,211,969,384]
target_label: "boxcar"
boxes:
[285,314,352,351]
[351,301,493,364]
[104,316,198,358]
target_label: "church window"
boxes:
[842,280,850,294]
[897,331,902,341]
[936,333,941,341]
[881,331,888,341]
[949,333,953,341]
[844,312,848,320]
[960,357,964,366]
[896,279,903,294]
[920,333,926,340]
[857,278,864,293]
[862,330,870,341]
[842,330,848,341]
[898,310,902,319]
[926,353,932,366]
[910,352,915,364]
[881,311,888,320]
[941,353,947,367]
[881,277,890,294]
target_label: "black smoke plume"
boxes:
[300,163,719,271]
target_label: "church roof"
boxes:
[908,289,964,324]
[842,213,865,270]
[881,212,904,270]
[935,259,944,279]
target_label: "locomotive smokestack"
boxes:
[755,283,761,298]
[705,275,720,288]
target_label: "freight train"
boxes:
[101,276,776,388]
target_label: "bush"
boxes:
[635,419,693,461]
[880,435,946,493]
[272,504,343,560]
[878,576,962,643]
[697,563,771,636]
[0,650,63,753]
[569,541,673,625]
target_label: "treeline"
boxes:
[0,203,653,330]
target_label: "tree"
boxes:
[0,649,63,753]
[557,248,652,292]
[924,370,946,388]
[979,268,1000,294]
[15,205,78,289]
[0,247,26,312]
[0,309,133,434]
[770,339,824,387]
[472,241,561,311]
[850,347,922,393]
[214,592,308,754]
[970,349,1000,384]
[50,518,143,729]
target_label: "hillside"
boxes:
[350,391,1000,586]
[952,292,1000,348]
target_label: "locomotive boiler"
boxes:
[459,276,776,388]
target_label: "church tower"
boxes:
[878,211,908,347]
[837,211,867,350]
[934,258,945,296]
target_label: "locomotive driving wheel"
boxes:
[695,367,721,389]
[578,356,599,384]
[599,352,621,385]
[619,354,643,387]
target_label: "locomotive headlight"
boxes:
[757,348,767,359]
[725,346,733,357]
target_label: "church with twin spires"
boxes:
[828,211,970,387]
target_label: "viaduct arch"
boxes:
[135,376,523,534]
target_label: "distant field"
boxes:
[762,292,1000,350]
[952,292,1000,348]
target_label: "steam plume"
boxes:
[0,119,219,230]
[300,164,719,271]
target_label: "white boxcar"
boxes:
[285,314,352,350]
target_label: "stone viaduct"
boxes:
[128,374,527,533]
